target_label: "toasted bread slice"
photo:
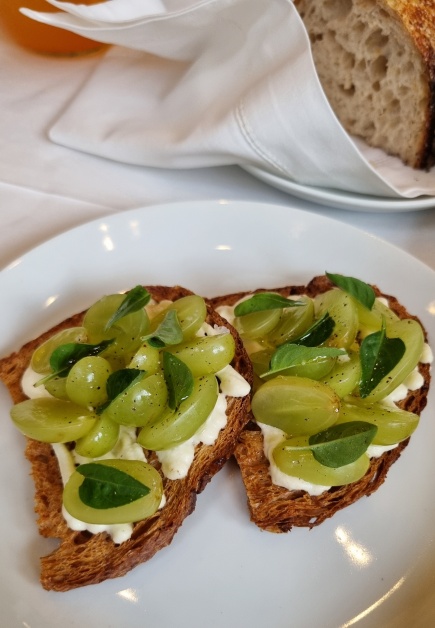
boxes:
[211,276,431,532]
[0,286,252,590]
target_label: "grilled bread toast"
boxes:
[211,275,431,532]
[0,285,252,590]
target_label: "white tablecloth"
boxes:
[1,20,435,272]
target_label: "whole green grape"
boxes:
[103,372,168,427]
[129,343,161,373]
[66,356,112,408]
[74,414,120,458]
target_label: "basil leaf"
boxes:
[77,463,150,509]
[97,368,143,414]
[292,312,335,347]
[359,321,406,398]
[326,272,375,310]
[234,292,302,316]
[142,310,183,348]
[163,351,194,410]
[308,421,377,468]
[35,339,115,387]
[262,344,346,377]
[104,285,151,331]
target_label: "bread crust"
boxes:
[211,275,431,532]
[0,286,253,591]
[294,0,435,169]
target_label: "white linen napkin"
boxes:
[22,0,435,198]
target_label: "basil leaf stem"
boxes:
[326,272,376,310]
[104,285,151,331]
[359,320,406,398]
[234,292,303,316]
[77,463,150,509]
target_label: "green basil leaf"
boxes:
[308,421,377,468]
[234,292,302,316]
[97,368,143,415]
[104,285,151,331]
[35,339,115,387]
[77,463,150,509]
[326,272,375,310]
[163,351,194,410]
[262,344,346,377]
[359,321,406,398]
[292,312,335,347]
[142,310,183,348]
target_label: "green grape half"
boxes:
[165,333,235,376]
[31,327,87,374]
[364,318,424,402]
[128,343,161,373]
[74,414,120,458]
[83,294,149,367]
[314,289,358,349]
[103,372,168,427]
[272,436,370,485]
[356,298,400,337]
[250,349,336,381]
[233,307,282,341]
[321,351,361,398]
[251,376,340,436]
[63,459,163,525]
[10,398,96,443]
[267,296,315,345]
[337,399,419,445]
[43,376,69,400]
[149,295,207,340]
[137,374,219,450]
[65,356,112,408]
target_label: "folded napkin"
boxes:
[23,0,435,198]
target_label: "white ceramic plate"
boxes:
[1,200,434,628]
[243,166,435,212]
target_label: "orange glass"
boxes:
[2,0,107,55]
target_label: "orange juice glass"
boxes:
[3,0,107,55]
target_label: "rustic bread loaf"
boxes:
[0,286,253,590]
[294,0,435,169]
[211,275,431,532]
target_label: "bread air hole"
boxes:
[322,0,352,21]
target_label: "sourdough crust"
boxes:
[294,0,435,169]
[211,275,431,532]
[0,285,253,591]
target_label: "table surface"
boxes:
[1,21,435,275]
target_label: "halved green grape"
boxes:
[272,436,370,485]
[233,307,282,340]
[66,356,112,408]
[251,376,340,436]
[165,333,235,376]
[83,294,149,368]
[63,459,163,525]
[43,376,69,400]
[337,399,419,445]
[128,343,161,373]
[74,414,120,458]
[251,348,336,381]
[137,374,219,450]
[103,372,168,427]
[363,318,424,402]
[149,295,207,340]
[267,296,315,345]
[10,398,96,442]
[356,297,400,337]
[314,289,358,349]
[321,351,361,398]
[31,327,87,374]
